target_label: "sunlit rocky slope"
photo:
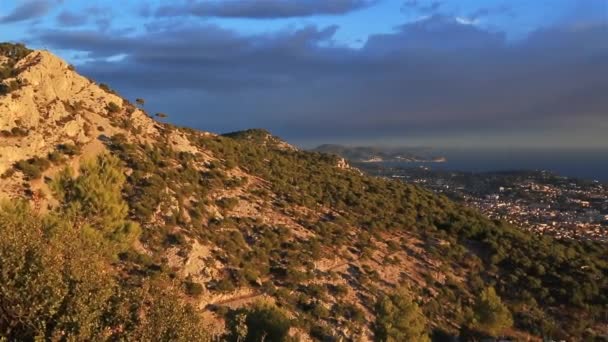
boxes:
[1,44,606,341]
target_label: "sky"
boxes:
[1,0,607,149]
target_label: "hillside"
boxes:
[312,144,446,163]
[0,45,607,341]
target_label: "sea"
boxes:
[381,148,608,183]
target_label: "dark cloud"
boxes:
[54,6,113,30]
[56,11,88,27]
[0,0,52,23]
[155,0,377,19]
[30,16,608,145]
[366,15,505,52]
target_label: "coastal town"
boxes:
[359,165,608,242]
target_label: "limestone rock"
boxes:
[0,50,160,198]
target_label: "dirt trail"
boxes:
[210,292,264,307]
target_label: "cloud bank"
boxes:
[29,13,608,146]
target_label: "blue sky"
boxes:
[2,1,603,49]
[1,0,607,148]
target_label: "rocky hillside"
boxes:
[1,46,607,341]
[0,46,158,204]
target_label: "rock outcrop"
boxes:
[0,50,158,199]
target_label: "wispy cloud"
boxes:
[0,0,52,23]
[155,0,378,19]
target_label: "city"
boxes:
[359,165,608,242]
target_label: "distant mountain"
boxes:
[312,144,446,163]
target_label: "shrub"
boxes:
[50,153,140,254]
[0,126,28,137]
[215,277,236,293]
[216,197,239,211]
[0,201,114,340]
[56,143,81,156]
[226,302,292,342]
[470,287,513,337]
[98,83,117,94]
[0,43,31,94]
[0,43,31,61]
[329,284,349,297]
[107,102,121,114]
[164,232,186,246]
[14,156,51,179]
[1,167,15,179]
[374,287,430,342]
[0,202,205,341]
[119,279,209,341]
[0,79,25,95]
[184,279,204,297]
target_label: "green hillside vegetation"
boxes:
[190,129,607,338]
[0,155,207,341]
[101,125,607,339]
[1,123,606,339]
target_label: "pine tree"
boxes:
[51,153,140,253]
[374,287,430,342]
[472,286,513,336]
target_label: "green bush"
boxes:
[14,156,51,179]
[56,143,82,156]
[184,279,204,297]
[98,83,117,94]
[0,201,209,341]
[374,287,430,342]
[107,101,121,113]
[216,197,239,211]
[469,287,513,337]
[50,153,140,254]
[226,302,293,342]
[0,43,31,94]
[0,42,31,61]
